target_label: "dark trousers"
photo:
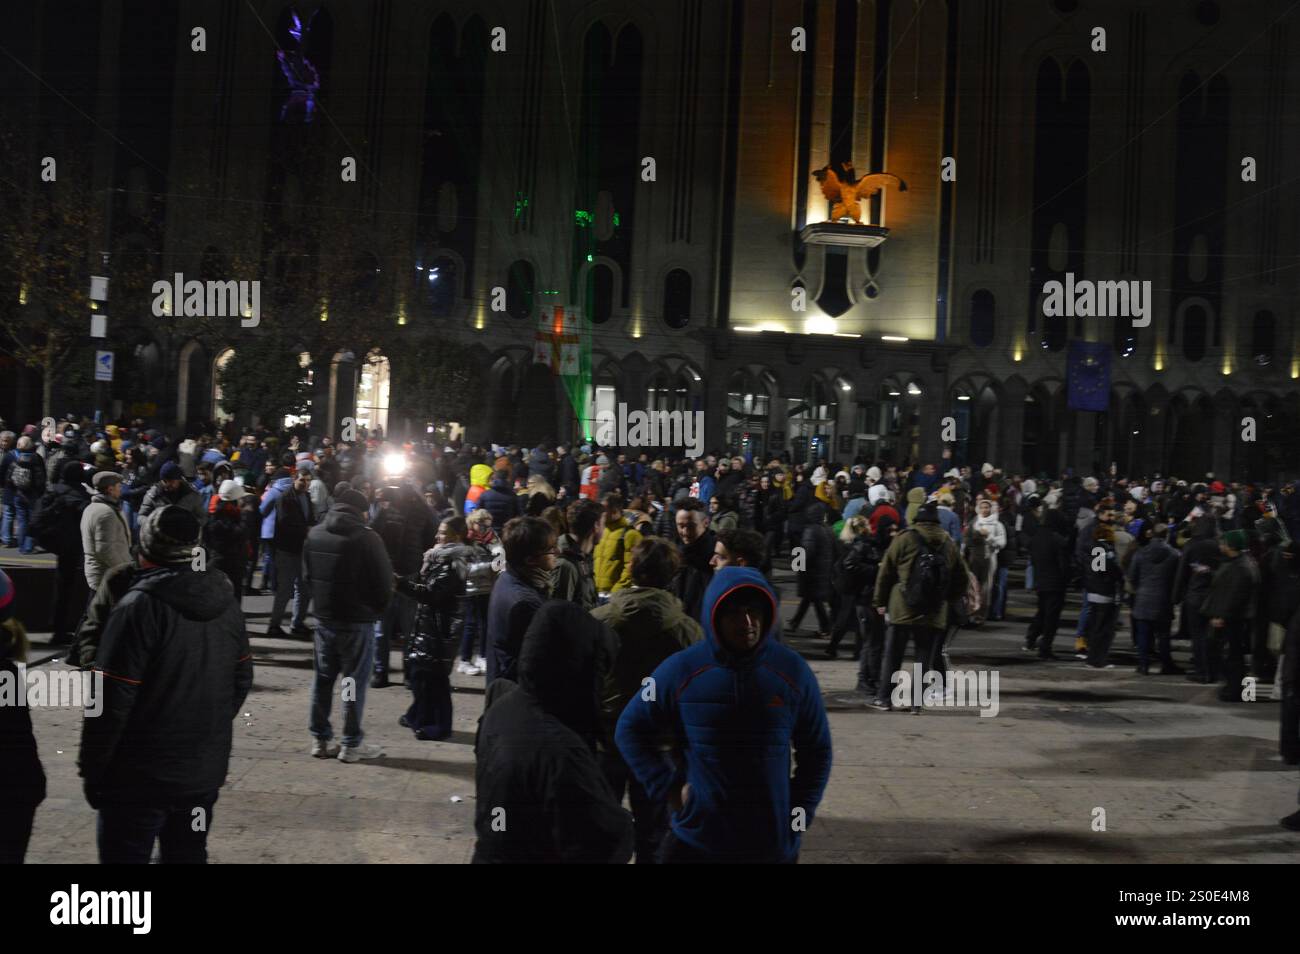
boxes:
[1185,603,1214,681]
[0,800,39,864]
[1216,620,1250,702]
[52,552,88,642]
[375,591,416,676]
[600,749,667,864]
[828,597,866,654]
[97,791,219,864]
[1027,589,1066,656]
[1084,601,1119,666]
[404,665,452,740]
[855,606,885,695]
[790,597,830,634]
[877,624,941,706]
[1133,617,1173,668]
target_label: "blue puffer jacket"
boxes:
[259,476,294,540]
[615,566,832,862]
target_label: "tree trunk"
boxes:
[42,337,54,418]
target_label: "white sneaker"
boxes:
[462,663,484,676]
[311,738,340,759]
[338,742,385,763]
[473,655,487,670]
[456,661,472,674]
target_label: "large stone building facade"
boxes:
[4,0,1298,479]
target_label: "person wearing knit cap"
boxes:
[1196,528,1260,702]
[139,459,207,527]
[79,504,252,862]
[81,471,131,592]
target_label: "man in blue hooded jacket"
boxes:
[615,565,832,863]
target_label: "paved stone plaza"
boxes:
[19,566,1299,864]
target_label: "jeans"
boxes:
[0,488,14,545]
[877,624,941,706]
[1084,600,1119,666]
[261,539,277,591]
[1027,590,1065,655]
[1075,592,1091,638]
[97,791,219,863]
[600,748,668,864]
[268,547,307,630]
[375,592,416,676]
[15,494,33,553]
[855,606,885,695]
[991,565,1009,620]
[1133,617,1173,668]
[1185,601,1213,680]
[310,619,375,747]
[459,596,488,661]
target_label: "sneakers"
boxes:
[823,646,838,660]
[457,660,484,676]
[265,626,288,638]
[472,655,487,670]
[867,700,892,711]
[311,738,341,759]
[338,742,385,763]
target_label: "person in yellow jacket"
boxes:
[464,463,493,515]
[593,492,643,597]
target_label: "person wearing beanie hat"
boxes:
[1199,527,1261,702]
[139,458,207,527]
[81,471,131,591]
[866,465,882,483]
[868,500,972,709]
[79,504,252,862]
[301,474,394,761]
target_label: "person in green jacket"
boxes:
[593,537,702,862]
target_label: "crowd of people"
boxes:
[1,412,1298,864]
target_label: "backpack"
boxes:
[9,456,34,492]
[902,530,951,613]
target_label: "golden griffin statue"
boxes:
[812,162,908,224]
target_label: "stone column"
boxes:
[998,378,1028,475]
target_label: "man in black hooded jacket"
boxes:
[79,506,253,863]
[472,600,632,863]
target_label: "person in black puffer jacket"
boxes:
[79,506,252,863]
[789,503,834,636]
[473,600,631,864]
[1126,522,1181,674]
[478,474,520,535]
[395,516,475,740]
[1026,508,1072,658]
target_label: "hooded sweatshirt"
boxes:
[615,566,832,863]
[472,601,632,863]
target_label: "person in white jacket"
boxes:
[965,497,1005,625]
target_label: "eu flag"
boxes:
[1067,340,1111,412]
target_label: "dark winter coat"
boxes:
[139,480,207,527]
[1126,538,1179,621]
[1173,536,1224,610]
[1199,553,1260,622]
[872,521,971,629]
[556,453,580,497]
[1260,546,1300,627]
[615,567,832,863]
[203,501,250,580]
[0,659,46,805]
[479,477,520,532]
[396,543,473,673]
[30,480,90,558]
[301,505,394,623]
[669,529,716,622]
[797,519,836,601]
[485,567,547,684]
[473,601,631,864]
[79,566,253,802]
[1029,511,1072,592]
[70,562,139,669]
